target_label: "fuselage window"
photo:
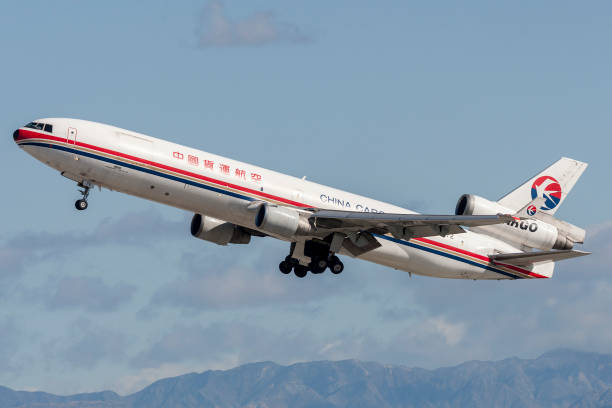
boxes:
[44,124,53,133]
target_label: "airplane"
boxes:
[13,118,590,280]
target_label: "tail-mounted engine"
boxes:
[455,194,579,251]
[190,214,251,245]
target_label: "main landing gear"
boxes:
[279,240,344,278]
[74,181,92,211]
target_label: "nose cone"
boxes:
[13,129,19,142]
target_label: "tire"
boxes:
[294,265,308,278]
[279,260,292,274]
[75,199,88,211]
[330,256,344,274]
[310,257,327,274]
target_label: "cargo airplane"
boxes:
[13,119,589,279]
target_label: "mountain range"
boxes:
[1,349,611,408]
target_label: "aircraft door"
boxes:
[66,127,78,159]
[67,127,77,145]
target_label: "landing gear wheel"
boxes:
[294,265,309,278]
[279,260,292,274]
[329,256,344,274]
[310,257,328,274]
[75,181,92,211]
[75,199,88,211]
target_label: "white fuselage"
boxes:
[14,118,549,280]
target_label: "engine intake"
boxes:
[455,194,510,216]
[190,214,251,245]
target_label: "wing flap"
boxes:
[341,232,382,256]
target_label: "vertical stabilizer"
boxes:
[497,157,587,215]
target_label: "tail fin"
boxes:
[497,157,588,215]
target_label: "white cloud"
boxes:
[428,317,466,346]
[0,316,24,372]
[197,1,310,47]
[43,318,127,370]
[0,209,185,280]
[40,276,136,312]
[130,321,315,369]
[146,246,356,311]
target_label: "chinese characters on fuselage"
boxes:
[172,151,262,182]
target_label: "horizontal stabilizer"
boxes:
[490,250,590,266]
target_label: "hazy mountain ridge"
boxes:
[2,349,611,408]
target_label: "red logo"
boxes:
[526,205,537,216]
[531,176,562,210]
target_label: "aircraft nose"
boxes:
[13,129,19,142]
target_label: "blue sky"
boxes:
[1,0,611,395]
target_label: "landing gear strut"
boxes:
[74,181,92,211]
[277,240,344,278]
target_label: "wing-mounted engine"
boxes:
[254,203,314,238]
[455,194,581,251]
[190,214,251,245]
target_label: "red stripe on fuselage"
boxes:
[16,129,547,279]
[16,129,309,208]
[415,237,547,278]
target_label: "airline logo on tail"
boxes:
[531,176,562,211]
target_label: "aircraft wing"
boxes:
[307,210,514,256]
[310,210,513,235]
[489,249,590,266]
[310,208,509,238]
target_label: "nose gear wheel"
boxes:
[74,181,93,211]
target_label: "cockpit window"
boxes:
[24,122,52,132]
[24,122,44,130]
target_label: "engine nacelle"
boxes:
[190,214,251,245]
[455,194,573,251]
[455,194,511,216]
[254,203,312,238]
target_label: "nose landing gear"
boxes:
[74,181,93,211]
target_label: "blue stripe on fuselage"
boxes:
[20,141,256,202]
[20,141,522,280]
[374,234,521,279]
